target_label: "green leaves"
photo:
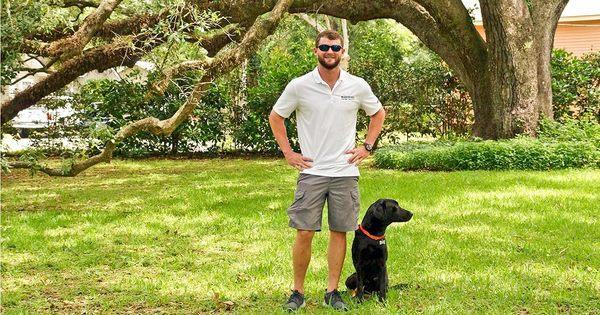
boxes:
[374,118,600,171]
[1,1,46,85]
[230,16,314,152]
[538,115,600,148]
[350,19,472,140]
[18,150,47,176]
[551,49,600,122]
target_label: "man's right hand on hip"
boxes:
[284,151,313,171]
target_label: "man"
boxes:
[269,30,386,311]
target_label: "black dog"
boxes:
[345,199,413,301]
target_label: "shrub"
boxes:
[551,50,600,122]
[537,115,600,148]
[350,19,473,140]
[375,139,599,171]
[27,72,230,158]
[374,118,600,171]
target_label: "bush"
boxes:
[538,115,600,148]
[551,50,600,122]
[27,72,230,158]
[375,139,599,171]
[374,118,600,171]
[230,17,314,152]
[350,20,473,140]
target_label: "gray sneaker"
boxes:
[283,290,305,311]
[323,289,348,311]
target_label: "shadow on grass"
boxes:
[2,160,599,313]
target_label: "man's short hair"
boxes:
[315,30,344,47]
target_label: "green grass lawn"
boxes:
[1,158,599,314]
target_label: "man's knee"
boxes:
[296,229,315,242]
[330,230,347,239]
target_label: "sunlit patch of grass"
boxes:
[1,252,39,268]
[2,159,599,313]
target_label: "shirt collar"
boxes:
[312,66,348,84]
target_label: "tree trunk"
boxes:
[340,19,350,71]
[474,0,535,138]
[470,0,568,138]
[532,0,570,119]
[171,133,179,154]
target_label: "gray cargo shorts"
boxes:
[286,173,360,232]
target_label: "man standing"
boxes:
[269,30,385,311]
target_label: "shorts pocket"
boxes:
[350,190,360,212]
[288,190,306,213]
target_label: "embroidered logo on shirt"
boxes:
[341,95,356,101]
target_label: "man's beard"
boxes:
[318,55,341,69]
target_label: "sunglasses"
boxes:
[317,44,343,52]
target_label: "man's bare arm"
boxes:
[268,110,313,170]
[347,108,386,164]
[365,108,386,145]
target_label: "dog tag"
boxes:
[379,239,386,245]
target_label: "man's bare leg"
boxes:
[327,230,347,292]
[293,229,315,294]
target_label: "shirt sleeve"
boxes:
[272,79,298,118]
[358,78,383,116]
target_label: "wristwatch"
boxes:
[363,142,374,152]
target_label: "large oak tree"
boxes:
[1,0,570,175]
[191,0,569,138]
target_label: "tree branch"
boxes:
[152,25,245,94]
[2,34,163,124]
[297,13,326,32]
[188,23,242,56]
[411,0,487,85]
[9,0,294,176]
[195,0,486,94]
[59,0,99,9]
[27,12,166,43]
[30,0,124,58]
[3,9,237,124]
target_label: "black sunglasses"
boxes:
[317,44,342,52]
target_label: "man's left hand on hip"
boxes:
[345,147,370,165]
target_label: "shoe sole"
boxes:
[285,300,305,312]
[322,301,348,311]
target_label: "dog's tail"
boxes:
[345,272,358,290]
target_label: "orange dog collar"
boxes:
[358,224,385,241]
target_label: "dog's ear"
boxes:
[372,201,386,221]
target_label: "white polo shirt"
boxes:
[273,67,382,177]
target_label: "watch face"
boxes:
[365,143,373,151]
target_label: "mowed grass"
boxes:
[1,158,599,314]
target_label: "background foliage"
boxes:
[374,117,600,171]
[4,16,599,162]
[551,49,600,122]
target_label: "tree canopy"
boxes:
[1,0,572,176]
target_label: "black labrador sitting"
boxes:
[345,199,413,302]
